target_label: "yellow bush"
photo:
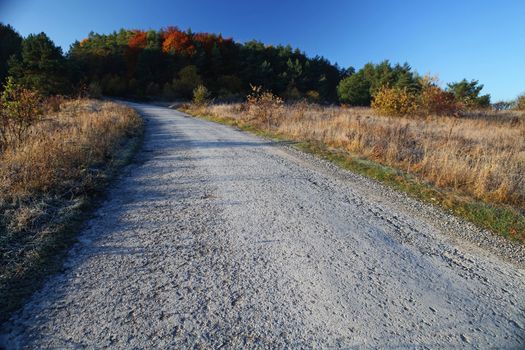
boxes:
[371,86,418,117]
[306,90,320,103]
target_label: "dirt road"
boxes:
[1,103,524,349]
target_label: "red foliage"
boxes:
[193,33,219,52]
[419,85,459,116]
[193,33,234,54]
[162,27,195,55]
[128,30,148,49]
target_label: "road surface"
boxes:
[1,102,524,349]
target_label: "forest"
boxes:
[2,22,519,110]
[1,24,342,102]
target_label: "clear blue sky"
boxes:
[1,0,524,100]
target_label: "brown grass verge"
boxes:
[0,99,143,323]
[182,102,525,242]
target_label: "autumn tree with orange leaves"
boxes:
[128,30,148,49]
[162,27,195,56]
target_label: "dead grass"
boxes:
[0,99,143,322]
[183,102,525,241]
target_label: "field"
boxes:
[183,102,525,241]
[0,99,143,321]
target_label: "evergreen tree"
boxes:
[8,32,70,95]
[337,70,371,106]
[0,23,22,85]
[447,79,490,107]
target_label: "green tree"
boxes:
[8,32,70,95]
[515,94,525,111]
[0,23,22,85]
[447,79,490,107]
[192,84,210,105]
[337,61,420,106]
[172,65,202,98]
[337,71,371,105]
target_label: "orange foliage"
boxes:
[162,27,195,55]
[128,30,148,49]
[419,85,458,116]
[79,38,89,47]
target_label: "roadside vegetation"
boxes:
[183,84,525,243]
[1,19,524,318]
[0,77,143,322]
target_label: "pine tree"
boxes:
[8,32,70,95]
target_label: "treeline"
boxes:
[1,23,342,102]
[1,22,524,110]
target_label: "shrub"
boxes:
[172,65,202,98]
[192,84,210,106]
[515,94,525,111]
[306,90,320,103]
[217,75,243,95]
[283,83,302,101]
[162,82,176,100]
[493,101,515,111]
[44,95,65,113]
[246,85,283,129]
[0,77,43,150]
[103,75,127,96]
[145,82,160,96]
[88,81,102,99]
[371,86,417,117]
[418,84,458,116]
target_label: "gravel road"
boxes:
[1,102,524,349]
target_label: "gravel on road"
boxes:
[1,102,524,349]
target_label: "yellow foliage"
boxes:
[371,86,418,117]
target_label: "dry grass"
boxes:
[1,99,141,199]
[0,99,143,321]
[184,102,525,239]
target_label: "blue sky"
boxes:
[1,0,524,100]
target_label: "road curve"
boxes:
[1,102,524,349]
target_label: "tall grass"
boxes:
[0,99,143,321]
[183,102,525,240]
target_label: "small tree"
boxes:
[246,85,284,129]
[515,94,525,111]
[192,84,210,106]
[447,79,490,108]
[0,77,43,149]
